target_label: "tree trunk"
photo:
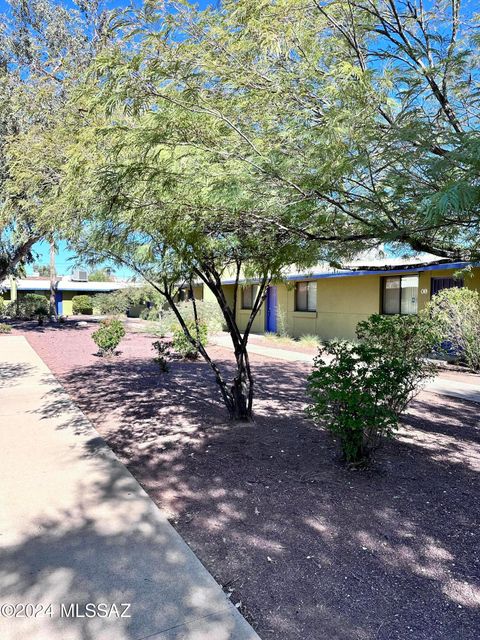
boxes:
[229,363,252,421]
[0,237,38,282]
[49,238,57,319]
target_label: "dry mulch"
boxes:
[12,321,480,640]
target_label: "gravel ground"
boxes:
[11,320,480,640]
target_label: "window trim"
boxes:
[295,280,317,312]
[381,274,419,315]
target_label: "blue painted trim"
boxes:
[222,262,476,285]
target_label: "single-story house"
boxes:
[201,255,480,341]
[0,275,134,316]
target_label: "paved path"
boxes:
[212,334,480,404]
[212,334,315,363]
[0,336,260,640]
[426,377,480,404]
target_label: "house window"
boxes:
[431,277,463,297]
[295,281,317,311]
[382,275,419,315]
[241,285,258,309]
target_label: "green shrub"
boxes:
[307,314,437,466]
[94,291,130,315]
[356,312,440,361]
[9,294,49,321]
[140,306,160,321]
[72,294,93,315]
[172,321,208,359]
[162,300,223,334]
[427,287,480,371]
[92,318,125,356]
[152,340,171,372]
[276,309,289,338]
[95,286,164,317]
[0,322,12,333]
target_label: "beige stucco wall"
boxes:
[418,267,480,308]
[274,275,380,341]
[225,266,480,341]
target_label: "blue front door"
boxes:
[55,291,63,315]
[265,286,277,333]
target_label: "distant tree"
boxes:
[88,269,112,282]
[32,264,51,277]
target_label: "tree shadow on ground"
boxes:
[0,350,254,640]
[0,362,33,387]
[51,352,480,640]
[0,452,251,640]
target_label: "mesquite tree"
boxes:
[65,133,319,419]
[97,0,478,262]
[0,0,115,280]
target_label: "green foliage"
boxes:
[0,322,12,333]
[152,340,170,372]
[94,291,130,315]
[0,0,117,281]
[32,264,50,277]
[172,321,208,359]
[428,288,480,371]
[161,300,223,335]
[64,0,480,262]
[307,314,437,465]
[92,318,125,356]
[140,307,161,321]
[88,269,112,282]
[356,313,440,363]
[276,309,289,338]
[72,294,93,315]
[9,294,49,320]
[95,286,163,316]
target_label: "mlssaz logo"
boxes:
[60,603,131,618]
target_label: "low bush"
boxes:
[95,286,164,317]
[307,314,437,466]
[172,321,208,359]
[152,340,171,372]
[0,322,12,333]
[72,294,93,315]
[162,300,223,335]
[92,318,125,356]
[356,312,440,362]
[140,307,161,322]
[95,291,130,315]
[8,294,49,322]
[427,287,480,371]
[276,309,290,338]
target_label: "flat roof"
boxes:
[1,279,135,292]
[221,261,474,285]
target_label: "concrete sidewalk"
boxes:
[0,336,260,640]
[212,334,315,363]
[212,335,480,404]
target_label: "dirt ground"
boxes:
[11,321,480,640]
